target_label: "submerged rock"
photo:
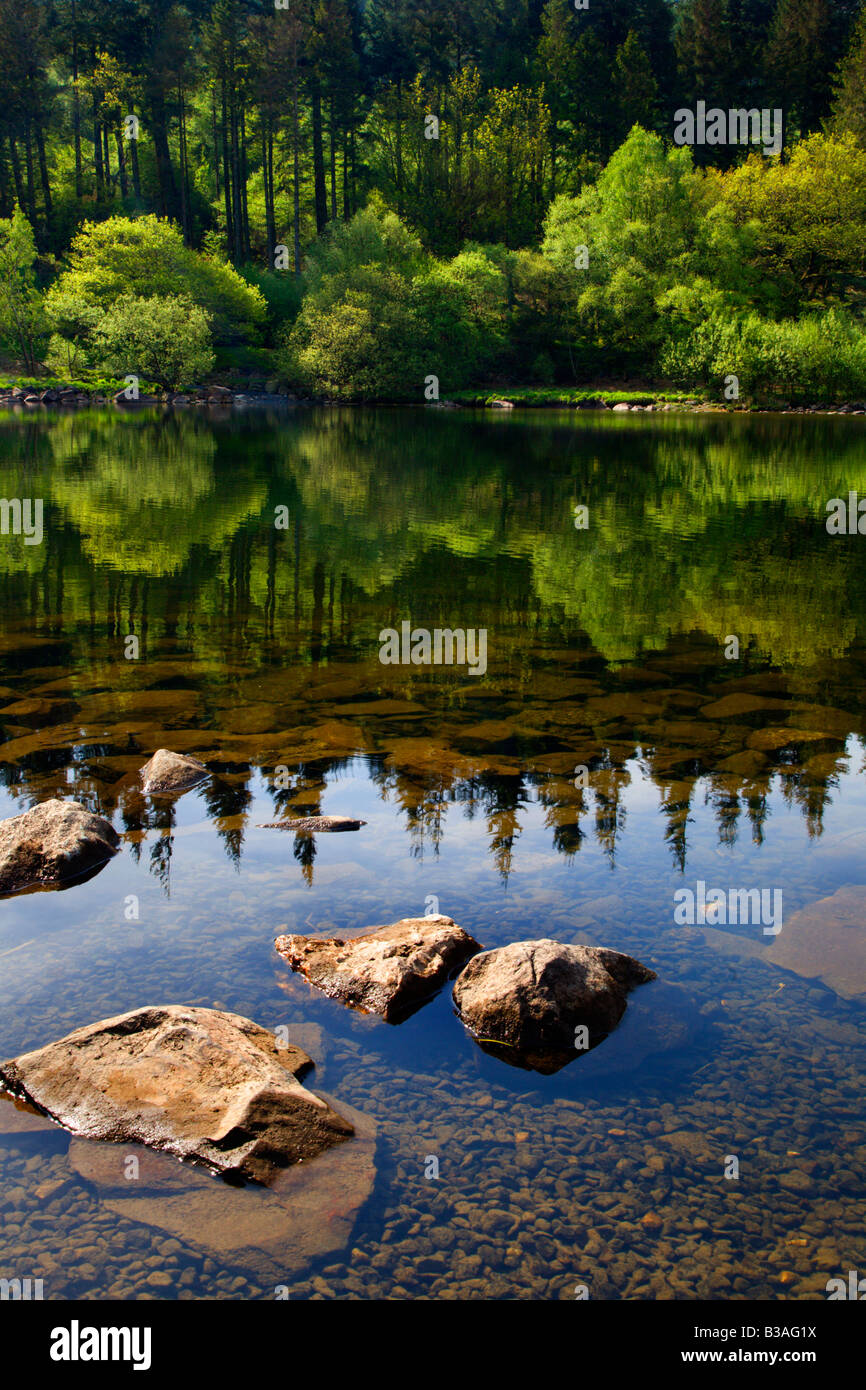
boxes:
[452,939,656,1072]
[259,815,366,832]
[275,915,482,1022]
[68,1092,376,1284]
[0,1005,354,1185]
[0,798,119,895]
[575,980,709,1080]
[139,748,209,794]
[766,885,866,1001]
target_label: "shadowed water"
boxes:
[0,405,865,1300]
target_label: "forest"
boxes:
[1,0,866,401]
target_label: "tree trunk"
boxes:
[72,0,83,199]
[34,113,53,229]
[23,119,37,227]
[230,85,243,262]
[240,105,250,260]
[149,89,179,221]
[0,140,10,217]
[221,79,233,260]
[311,78,328,234]
[115,130,128,197]
[350,126,356,217]
[329,94,337,221]
[292,61,301,278]
[264,125,275,266]
[178,87,190,245]
[395,82,404,216]
[211,88,220,200]
[342,127,349,220]
[128,92,141,199]
[9,140,25,209]
[93,109,103,202]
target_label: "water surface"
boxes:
[1,406,864,1300]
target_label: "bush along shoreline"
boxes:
[4,124,866,415]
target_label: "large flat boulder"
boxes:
[274,915,482,1022]
[766,885,866,1001]
[139,749,209,794]
[452,939,656,1072]
[68,1091,376,1285]
[0,798,119,895]
[0,1006,354,1185]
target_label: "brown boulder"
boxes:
[140,748,209,794]
[0,1005,354,1185]
[67,1091,376,1283]
[0,798,119,895]
[275,915,481,1022]
[452,939,656,1070]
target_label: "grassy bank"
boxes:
[449,388,705,407]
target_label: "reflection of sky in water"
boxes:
[2,745,864,1061]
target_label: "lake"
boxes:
[0,404,865,1300]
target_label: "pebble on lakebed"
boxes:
[0,1005,355,1185]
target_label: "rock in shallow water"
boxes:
[0,1005,354,1185]
[766,884,866,1001]
[275,915,481,1022]
[68,1092,376,1284]
[452,938,656,1072]
[0,798,119,895]
[259,815,366,832]
[139,748,209,794]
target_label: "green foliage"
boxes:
[541,128,707,366]
[660,308,866,404]
[93,295,215,392]
[284,266,426,400]
[0,207,48,373]
[46,216,267,347]
[708,134,866,312]
[239,266,303,341]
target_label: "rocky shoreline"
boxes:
[0,383,296,410]
[3,382,866,415]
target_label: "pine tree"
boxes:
[765,0,832,136]
[831,7,866,146]
[613,29,661,142]
[675,0,735,108]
